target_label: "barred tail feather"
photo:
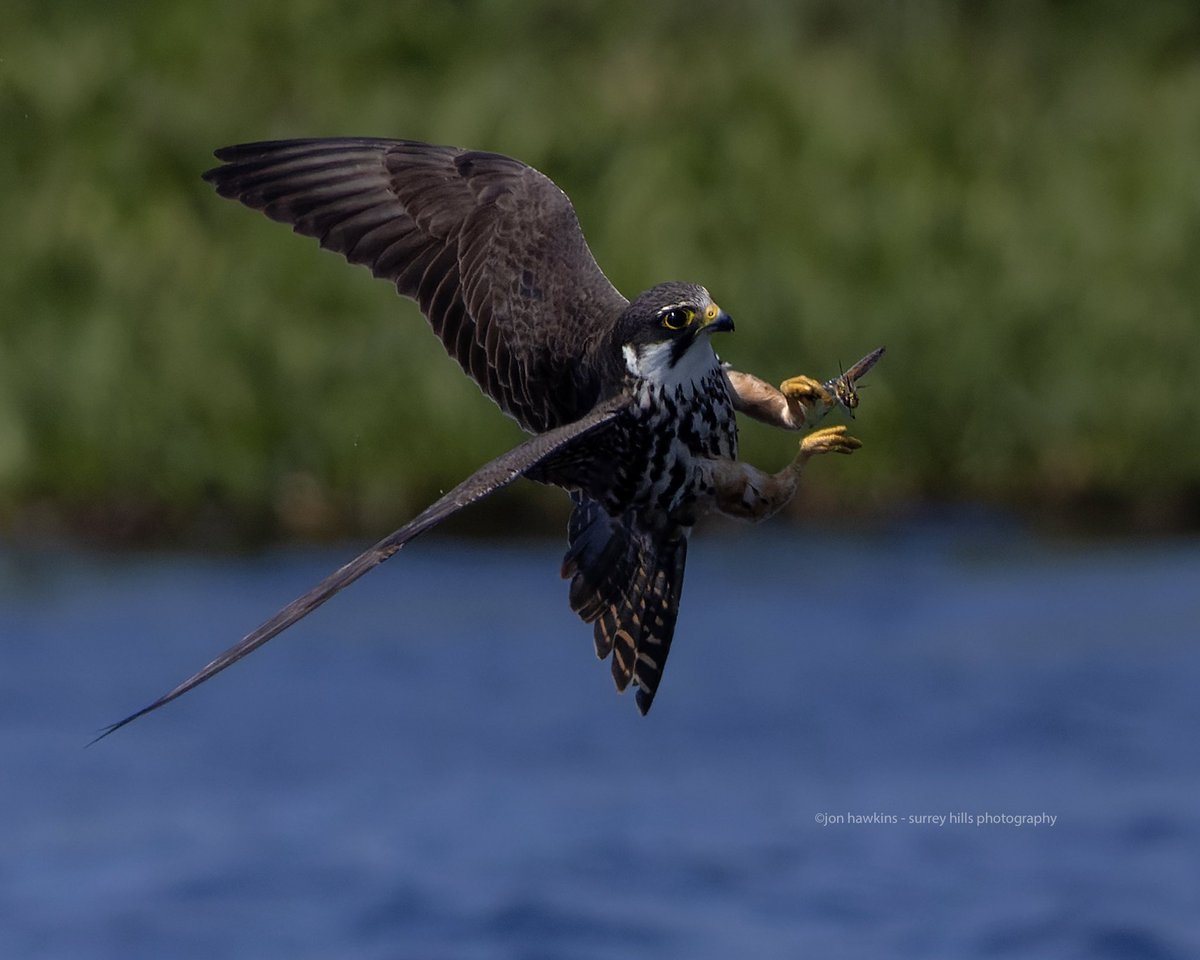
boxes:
[561,496,688,714]
[562,495,634,633]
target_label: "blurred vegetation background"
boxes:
[3,0,1199,545]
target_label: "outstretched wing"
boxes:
[93,399,630,742]
[203,139,630,433]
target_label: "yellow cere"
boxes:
[704,303,720,322]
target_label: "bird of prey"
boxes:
[97,138,882,739]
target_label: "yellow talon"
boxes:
[781,375,834,407]
[800,424,862,457]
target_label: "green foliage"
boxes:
[3,0,1199,541]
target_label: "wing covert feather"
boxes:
[203,139,630,432]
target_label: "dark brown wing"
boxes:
[92,398,631,742]
[203,139,630,433]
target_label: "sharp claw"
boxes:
[799,425,862,457]
[781,375,834,406]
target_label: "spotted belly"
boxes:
[614,367,738,526]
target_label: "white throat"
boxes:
[622,339,720,394]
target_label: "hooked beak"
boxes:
[700,307,735,335]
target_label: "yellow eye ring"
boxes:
[660,307,694,330]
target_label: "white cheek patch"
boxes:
[624,339,718,392]
[633,341,676,381]
[622,343,641,375]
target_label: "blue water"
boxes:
[2,521,1199,959]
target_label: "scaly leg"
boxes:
[706,425,861,522]
[725,347,884,432]
[780,375,839,429]
[724,369,838,432]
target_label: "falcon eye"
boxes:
[660,307,695,330]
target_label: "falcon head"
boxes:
[617,282,734,384]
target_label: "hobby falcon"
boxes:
[98,138,883,738]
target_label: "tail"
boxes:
[561,495,688,714]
